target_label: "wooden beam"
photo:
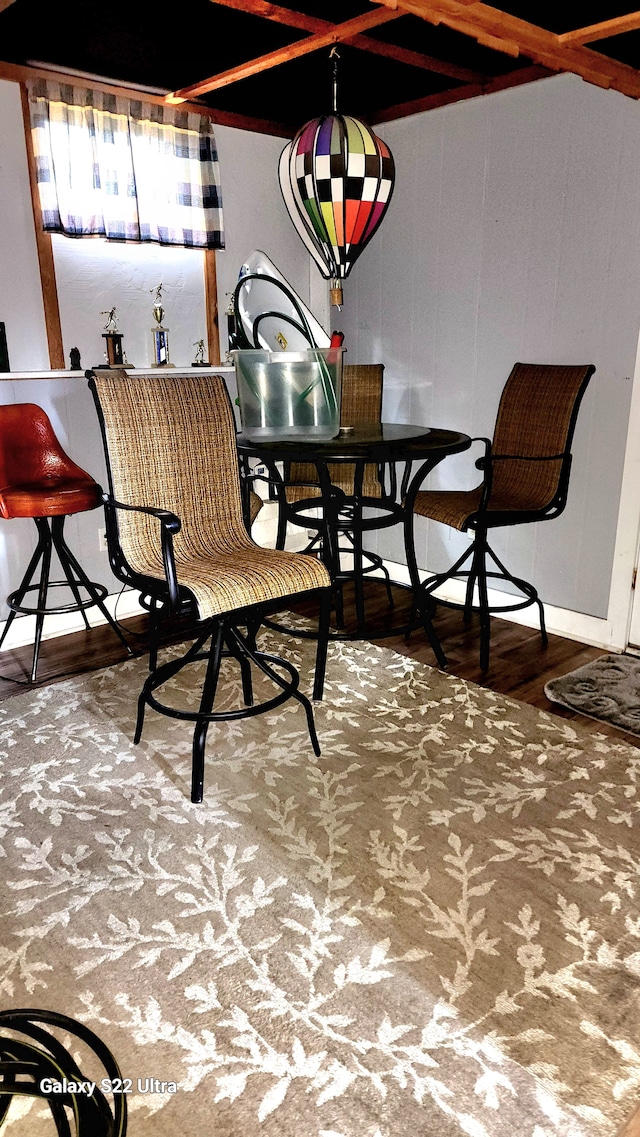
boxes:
[207,0,483,84]
[204,249,221,366]
[371,0,640,99]
[0,0,18,10]
[559,12,640,47]
[372,64,553,123]
[0,61,294,137]
[19,83,65,370]
[169,8,404,100]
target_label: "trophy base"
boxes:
[151,362,175,368]
[191,362,210,367]
[95,363,133,369]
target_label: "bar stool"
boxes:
[0,403,132,681]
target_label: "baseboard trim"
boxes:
[0,559,620,656]
[0,590,145,652]
[379,558,620,653]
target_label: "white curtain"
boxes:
[28,80,224,249]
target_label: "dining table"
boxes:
[237,422,471,664]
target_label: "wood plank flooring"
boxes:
[0,580,636,748]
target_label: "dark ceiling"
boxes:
[1,0,640,136]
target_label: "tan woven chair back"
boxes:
[286,363,384,498]
[339,363,383,427]
[92,371,254,577]
[489,362,593,512]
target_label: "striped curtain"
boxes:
[27,80,224,249]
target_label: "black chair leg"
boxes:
[352,521,366,630]
[230,623,321,757]
[313,587,331,701]
[475,534,491,672]
[148,599,160,673]
[224,623,254,707]
[191,621,225,804]
[403,508,448,667]
[51,516,132,656]
[484,540,549,654]
[537,599,548,645]
[0,519,50,665]
[31,520,53,683]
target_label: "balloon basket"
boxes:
[234,348,343,440]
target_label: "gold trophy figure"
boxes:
[150,283,173,367]
[192,339,209,367]
[99,307,128,368]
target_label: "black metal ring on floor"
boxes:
[423,569,542,616]
[263,579,425,642]
[139,647,303,725]
[7,577,109,616]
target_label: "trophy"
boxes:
[150,283,173,367]
[98,308,130,368]
[192,339,209,367]
[225,292,239,363]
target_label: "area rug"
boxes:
[1,630,639,1137]
[544,653,640,737]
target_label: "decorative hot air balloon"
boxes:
[279,58,395,308]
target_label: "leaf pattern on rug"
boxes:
[0,632,639,1135]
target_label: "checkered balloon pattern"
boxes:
[279,114,395,283]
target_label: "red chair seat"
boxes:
[0,479,101,519]
[0,403,102,519]
[0,401,131,682]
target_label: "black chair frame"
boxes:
[404,363,595,671]
[89,372,331,804]
[0,513,131,682]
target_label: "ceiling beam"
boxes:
[0,60,294,137]
[169,8,404,101]
[371,0,640,98]
[373,63,552,123]
[207,0,483,84]
[559,12,640,47]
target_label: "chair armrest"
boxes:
[470,437,492,470]
[477,448,569,514]
[101,493,182,612]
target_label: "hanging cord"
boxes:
[329,46,343,307]
[330,45,340,114]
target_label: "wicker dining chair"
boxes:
[274,363,395,622]
[248,489,263,526]
[281,363,387,508]
[0,402,132,681]
[88,370,331,803]
[404,362,595,671]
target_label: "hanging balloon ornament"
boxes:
[278,48,395,308]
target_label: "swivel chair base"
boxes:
[417,534,547,672]
[134,612,323,803]
[0,514,132,682]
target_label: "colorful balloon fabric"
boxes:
[279,114,395,284]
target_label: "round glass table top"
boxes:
[236,422,471,463]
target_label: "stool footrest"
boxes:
[0,514,132,682]
[7,578,109,617]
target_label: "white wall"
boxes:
[50,125,323,373]
[341,74,640,622]
[0,81,49,369]
[3,70,640,646]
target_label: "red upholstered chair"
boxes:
[0,403,131,681]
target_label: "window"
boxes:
[28,80,224,250]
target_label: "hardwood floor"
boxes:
[0,581,636,748]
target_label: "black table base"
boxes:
[237,423,471,667]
